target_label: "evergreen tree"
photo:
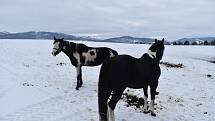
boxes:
[192,41,197,45]
[173,41,177,45]
[184,41,190,45]
[211,39,215,45]
[204,40,208,45]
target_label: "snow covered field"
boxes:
[0,39,214,121]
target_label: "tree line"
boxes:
[173,39,215,45]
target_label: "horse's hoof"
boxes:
[80,83,83,87]
[155,91,159,95]
[151,112,156,117]
[75,87,79,90]
[99,113,108,121]
[143,110,149,114]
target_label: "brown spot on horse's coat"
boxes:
[90,51,95,56]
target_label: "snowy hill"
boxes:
[0,31,169,44]
[103,36,155,44]
[0,39,214,121]
[0,31,99,41]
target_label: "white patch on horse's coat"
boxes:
[63,46,66,49]
[143,95,148,112]
[147,50,156,59]
[150,99,155,113]
[73,52,81,65]
[82,49,97,64]
[107,105,115,121]
[109,50,115,58]
[52,42,60,56]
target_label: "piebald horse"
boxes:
[52,37,118,90]
[98,38,165,121]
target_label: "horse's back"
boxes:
[102,55,136,72]
[99,55,137,87]
[99,54,160,88]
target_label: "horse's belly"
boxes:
[83,61,101,66]
[127,81,145,89]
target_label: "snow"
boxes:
[0,39,215,121]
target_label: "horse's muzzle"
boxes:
[52,52,56,56]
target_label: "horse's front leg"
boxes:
[150,87,156,116]
[143,87,149,113]
[75,65,82,90]
[79,66,83,87]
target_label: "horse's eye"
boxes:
[59,43,62,47]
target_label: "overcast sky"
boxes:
[0,0,214,40]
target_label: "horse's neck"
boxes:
[140,50,160,64]
[62,41,76,57]
[146,49,156,59]
[141,49,156,59]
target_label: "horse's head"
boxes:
[52,37,64,56]
[148,38,165,61]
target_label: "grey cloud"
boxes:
[0,0,214,40]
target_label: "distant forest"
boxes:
[173,39,215,45]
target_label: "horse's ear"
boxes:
[62,38,64,40]
[54,36,56,40]
[155,39,158,43]
[162,38,164,43]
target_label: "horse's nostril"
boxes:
[52,52,56,56]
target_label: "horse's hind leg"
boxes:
[98,81,112,121]
[143,87,149,113]
[98,89,111,121]
[108,87,125,121]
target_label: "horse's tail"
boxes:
[98,62,112,121]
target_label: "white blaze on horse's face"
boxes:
[52,42,60,56]
[82,49,97,64]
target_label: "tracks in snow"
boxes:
[0,91,98,121]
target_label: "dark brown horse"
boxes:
[98,39,165,121]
